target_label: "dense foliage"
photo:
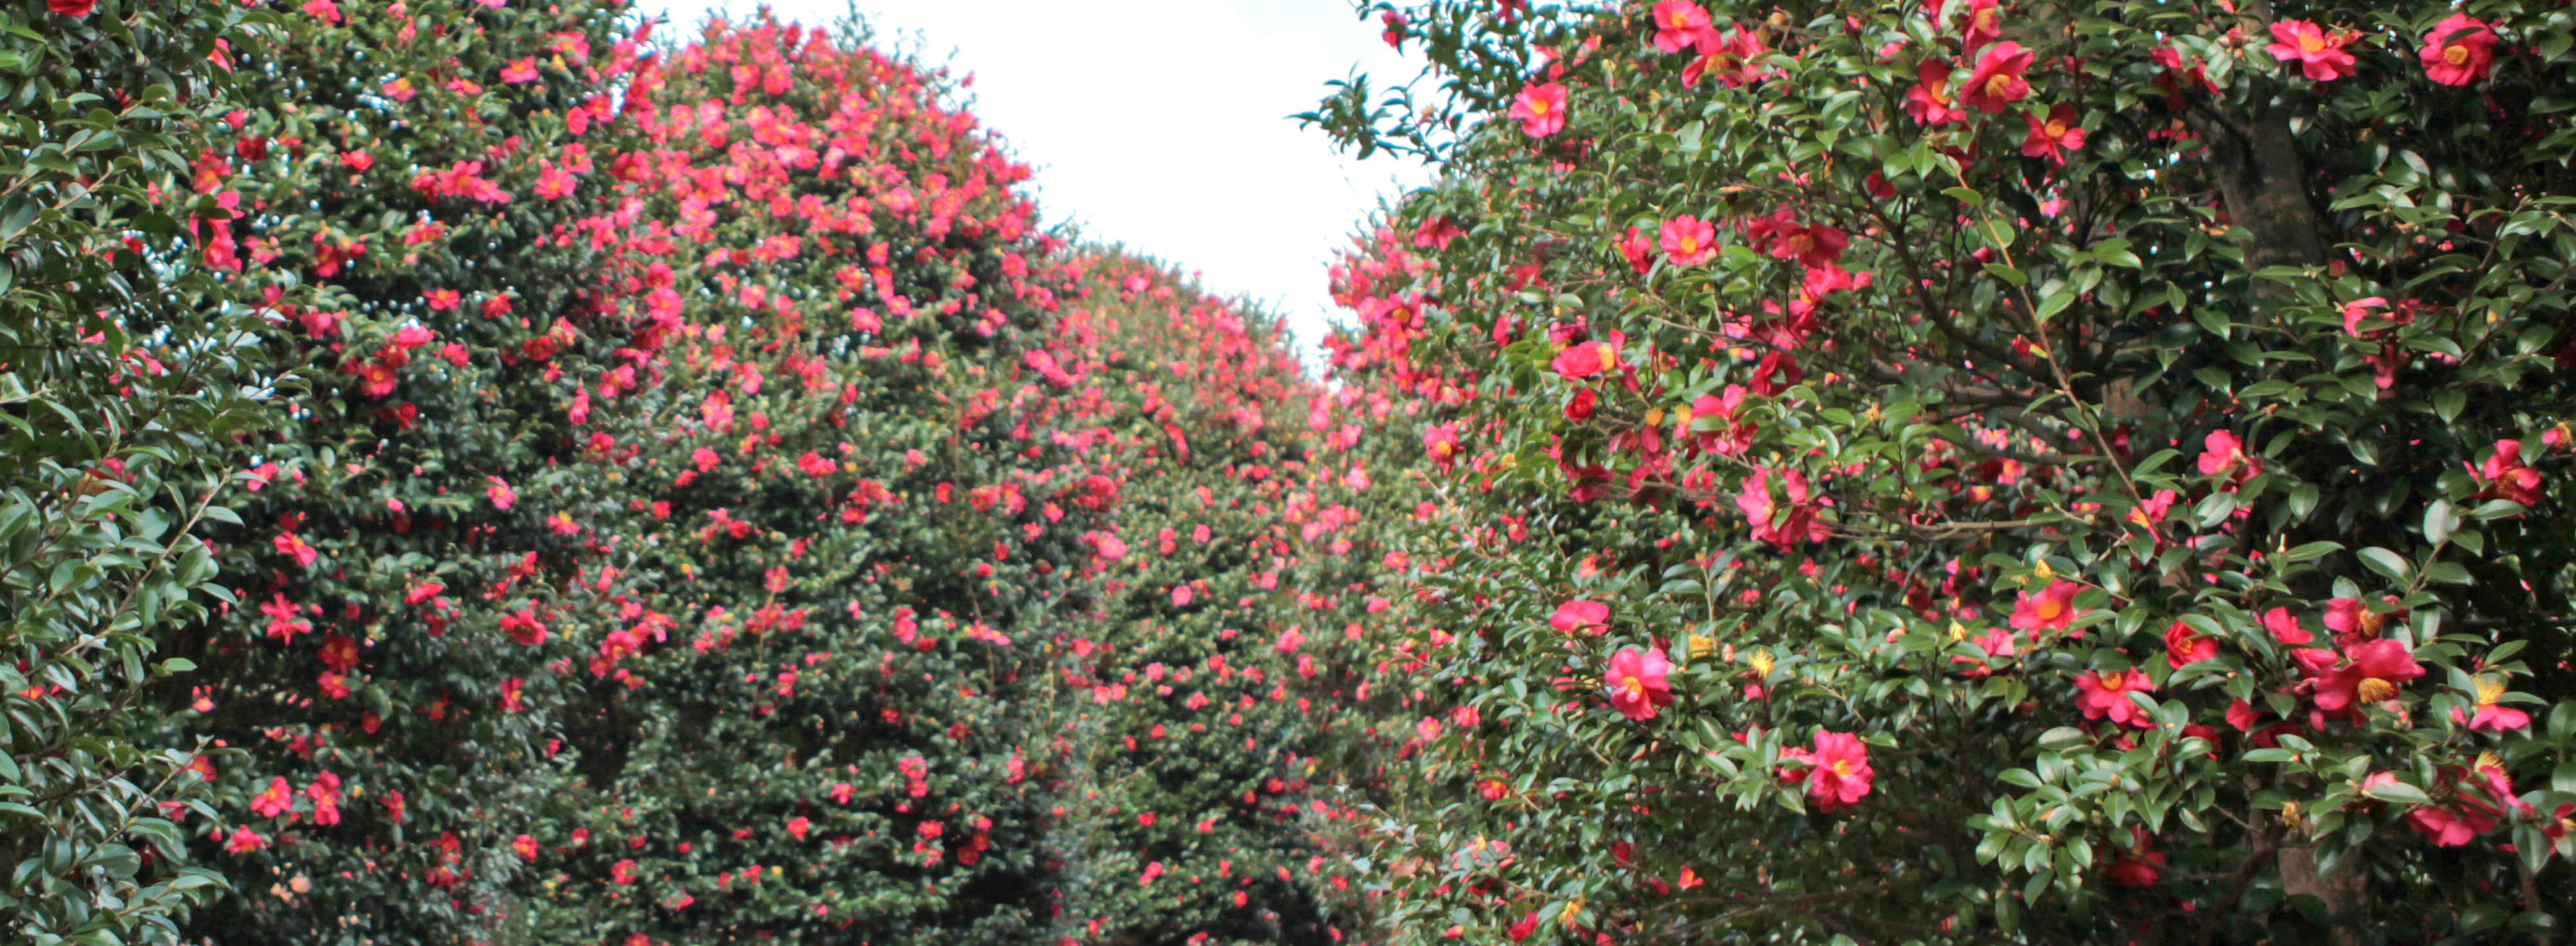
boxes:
[147,0,669,938]
[2,1,264,942]
[1305,0,2576,941]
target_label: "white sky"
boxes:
[649,0,1438,359]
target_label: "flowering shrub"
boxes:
[152,0,668,938]
[1,2,263,942]
[1306,0,2576,940]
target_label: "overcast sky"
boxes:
[649,0,1437,359]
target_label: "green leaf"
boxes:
[2363,780,2432,806]
[2281,541,2343,564]
[2356,546,2410,582]
[1984,263,2026,287]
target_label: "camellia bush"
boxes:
[1305,0,2575,941]
[1,0,266,942]
[148,0,673,940]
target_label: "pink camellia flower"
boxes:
[1618,225,1655,274]
[1550,599,1610,634]
[2261,606,2314,645]
[501,57,540,83]
[2073,667,2158,728]
[2125,488,2177,531]
[487,476,517,510]
[2405,761,2521,846]
[1508,82,1569,138]
[2266,20,2356,82]
[2340,296,2388,337]
[2194,429,2255,480]
[1736,467,1828,548]
[1685,26,1774,88]
[1604,646,1674,721]
[1958,41,2034,112]
[2008,579,2082,635]
[1650,0,1713,53]
[224,826,269,853]
[2419,14,2498,86]
[2019,102,2085,164]
[250,776,294,818]
[2450,676,2531,731]
[1784,730,1874,810]
[1550,338,1620,379]
[1422,423,1461,467]
[273,531,319,567]
[2470,439,2541,506]
[1658,215,1718,266]
[2308,637,2424,712]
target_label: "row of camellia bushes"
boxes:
[8,0,2574,944]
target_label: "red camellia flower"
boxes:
[2265,20,2357,81]
[1953,0,2001,53]
[2108,827,2165,887]
[1604,646,1674,721]
[1508,82,1569,138]
[352,358,397,397]
[2162,619,2216,669]
[1747,210,1847,267]
[2019,102,2084,164]
[1658,215,1717,266]
[1785,730,1874,810]
[1649,0,1712,53]
[47,0,96,16]
[1550,599,1609,634]
[1958,41,2034,112]
[2418,14,2498,86]
[2322,595,2401,646]
[2072,667,2157,728]
[513,834,539,860]
[1563,387,1597,421]
[2007,579,2081,635]
[2308,637,2424,712]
